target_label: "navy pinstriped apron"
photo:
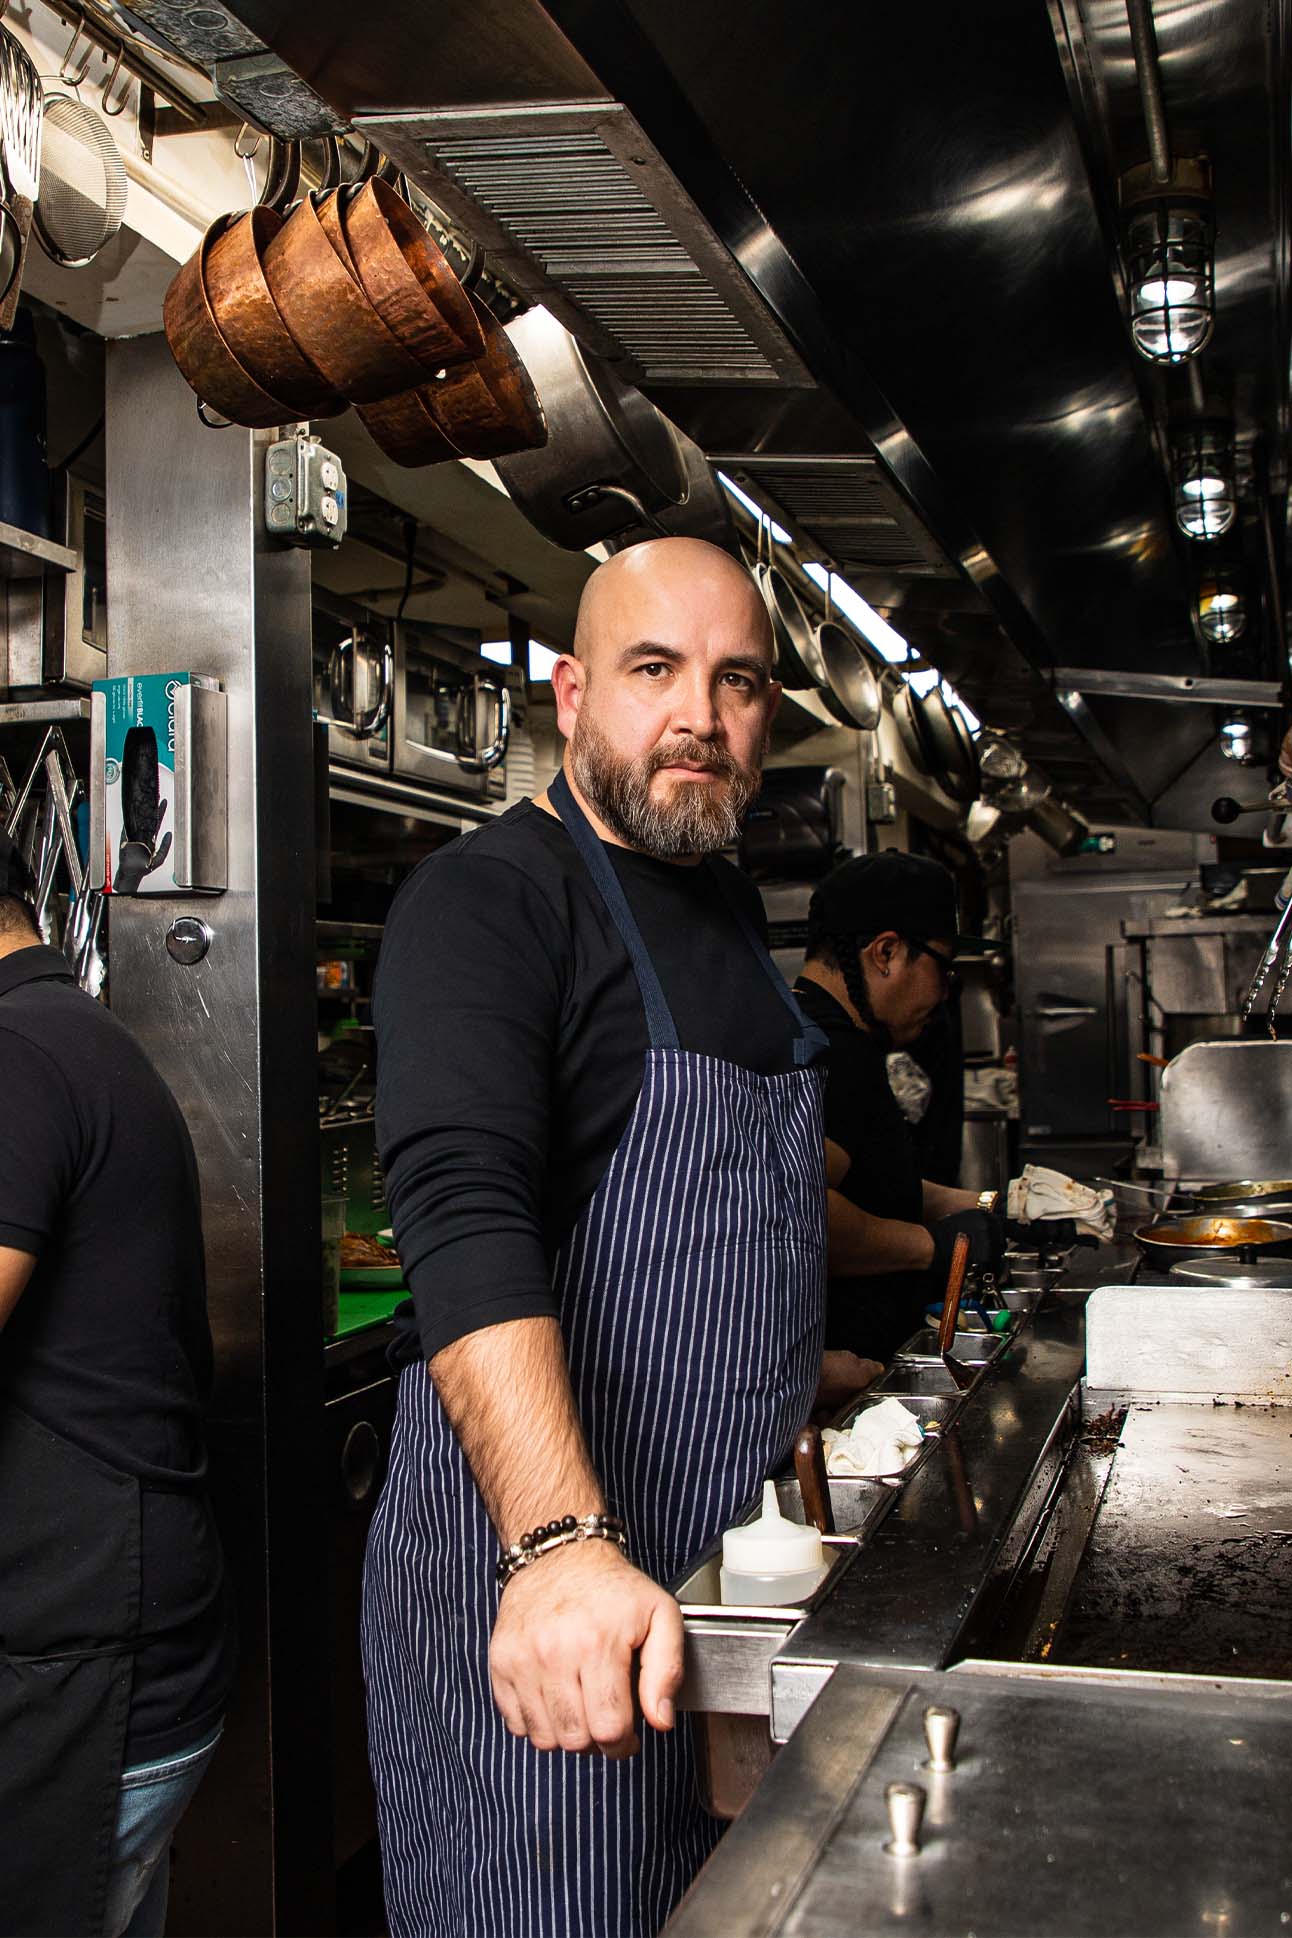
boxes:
[362,771,827,1938]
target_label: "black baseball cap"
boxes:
[808,850,988,954]
[0,828,35,903]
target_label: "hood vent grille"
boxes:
[356,102,811,387]
[718,456,954,578]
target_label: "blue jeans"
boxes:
[102,1725,222,1938]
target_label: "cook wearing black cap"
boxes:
[793,849,1005,1363]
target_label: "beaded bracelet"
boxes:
[495,1512,627,1587]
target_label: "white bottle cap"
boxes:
[721,1480,824,1575]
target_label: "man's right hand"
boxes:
[490,1538,684,1759]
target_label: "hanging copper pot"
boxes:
[204,206,346,419]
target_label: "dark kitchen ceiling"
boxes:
[205,0,1289,823]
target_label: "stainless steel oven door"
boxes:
[392,624,509,799]
[313,599,392,773]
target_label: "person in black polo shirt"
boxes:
[793,851,1007,1363]
[0,831,234,1938]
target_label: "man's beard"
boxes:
[570,718,760,859]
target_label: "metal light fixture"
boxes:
[1120,158,1215,365]
[1219,712,1255,763]
[1197,573,1247,645]
[1173,422,1236,541]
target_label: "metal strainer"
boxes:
[33,93,127,267]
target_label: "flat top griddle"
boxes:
[1051,1401,1292,1679]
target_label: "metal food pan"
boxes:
[894,1325,1006,1366]
[672,1536,855,1619]
[739,1473,894,1539]
[874,1361,964,1396]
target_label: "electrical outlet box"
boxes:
[867,780,898,824]
[264,434,347,548]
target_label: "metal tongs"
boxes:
[3,729,105,995]
[1240,863,1292,1039]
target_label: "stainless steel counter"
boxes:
[667,1271,1292,1933]
[666,1659,1292,1937]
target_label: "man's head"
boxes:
[0,831,39,954]
[805,850,984,1046]
[552,536,780,860]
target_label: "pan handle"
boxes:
[564,483,671,538]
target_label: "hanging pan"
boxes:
[893,682,930,773]
[750,517,825,689]
[920,686,979,804]
[814,583,881,729]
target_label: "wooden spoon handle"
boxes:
[937,1232,972,1357]
[793,1425,835,1535]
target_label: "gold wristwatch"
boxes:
[977,1189,1000,1214]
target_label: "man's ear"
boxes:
[550,653,586,741]
[870,930,904,973]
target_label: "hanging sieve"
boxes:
[32,92,127,267]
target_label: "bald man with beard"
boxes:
[363,539,830,1937]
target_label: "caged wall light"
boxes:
[1120,158,1215,366]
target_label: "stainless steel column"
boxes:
[106,337,330,1933]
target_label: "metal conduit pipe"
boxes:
[1125,0,1173,185]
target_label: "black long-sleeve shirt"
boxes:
[375,800,803,1365]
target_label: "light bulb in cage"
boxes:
[1120,159,1214,365]
[1173,423,1236,541]
[1219,714,1254,763]
[1197,574,1247,645]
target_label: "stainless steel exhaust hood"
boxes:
[354,100,813,388]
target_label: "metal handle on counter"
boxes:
[793,1426,834,1535]
[456,677,510,773]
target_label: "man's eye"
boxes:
[637,661,670,678]
[721,672,755,691]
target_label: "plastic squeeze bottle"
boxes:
[719,1481,827,1606]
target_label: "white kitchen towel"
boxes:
[823,1397,925,1478]
[1006,1164,1114,1240]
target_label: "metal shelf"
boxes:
[0,521,78,580]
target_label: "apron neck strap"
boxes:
[548,769,680,1052]
[703,861,829,1068]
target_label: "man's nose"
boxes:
[669,669,720,739]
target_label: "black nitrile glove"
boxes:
[927,1207,1007,1287]
[114,801,171,894]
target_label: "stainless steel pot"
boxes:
[604,430,737,554]
[493,307,686,547]
[1168,1256,1292,1289]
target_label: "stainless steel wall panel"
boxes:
[105,337,330,1933]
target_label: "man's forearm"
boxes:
[827,1190,934,1276]
[922,1181,980,1222]
[429,1315,604,1546]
